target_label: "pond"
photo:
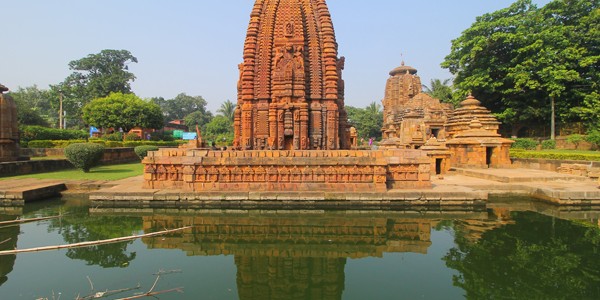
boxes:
[1,197,599,300]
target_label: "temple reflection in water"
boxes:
[138,209,509,299]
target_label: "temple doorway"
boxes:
[486,147,494,167]
[435,158,443,175]
[284,136,294,150]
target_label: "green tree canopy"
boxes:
[346,102,383,141]
[184,110,213,129]
[152,93,210,122]
[423,79,457,107]
[442,0,599,135]
[82,92,163,132]
[8,85,55,126]
[204,115,234,146]
[53,49,138,128]
[217,99,236,122]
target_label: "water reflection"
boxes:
[0,208,21,287]
[446,210,600,299]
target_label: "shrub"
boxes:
[510,138,538,150]
[20,126,88,143]
[64,143,105,172]
[134,145,159,160]
[567,134,585,149]
[103,132,123,141]
[541,139,556,150]
[586,130,600,148]
[27,140,55,148]
[124,132,142,141]
[105,141,124,148]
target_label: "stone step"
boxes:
[451,167,589,183]
[0,179,67,205]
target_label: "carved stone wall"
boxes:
[0,84,19,162]
[234,0,349,150]
[142,149,431,191]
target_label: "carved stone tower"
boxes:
[234,0,349,150]
[0,84,19,162]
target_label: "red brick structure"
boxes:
[0,84,19,162]
[233,0,349,150]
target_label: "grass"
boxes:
[510,148,600,161]
[0,162,144,181]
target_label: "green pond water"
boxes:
[1,197,599,300]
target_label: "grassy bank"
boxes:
[0,162,144,181]
[510,149,600,161]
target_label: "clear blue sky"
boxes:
[2,0,552,113]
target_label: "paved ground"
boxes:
[2,168,600,206]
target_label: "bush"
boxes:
[586,130,600,148]
[27,140,55,148]
[20,126,88,143]
[541,139,556,150]
[510,150,600,161]
[567,134,585,148]
[510,138,539,150]
[124,132,142,141]
[64,143,105,172]
[123,141,182,147]
[134,145,159,160]
[103,132,123,141]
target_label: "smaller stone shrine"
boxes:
[445,95,513,168]
[0,84,20,162]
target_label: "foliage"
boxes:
[0,163,144,181]
[64,143,105,172]
[20,125,88,145]
[8,85,55,126]
[511,138,539,150]
[541,139,556,150]
[134,145,159,160]
[103,132,124,141]
[217,99,236,122]
[26,140,55,148]
[346,102,383,141]
[445,211,600,299]
[510,149,600,161]
[204,115,234,145]
[585,130,600,148]
[567,134,585,148]
[53,49,138,128]
[423,78,457,106]
[149,130,175,142]
[442,0,600,134]
[184,110,213,129]
[122,140,184,147]
[152,93,211,122]
[82,92,163,132]
[123,132,142,141]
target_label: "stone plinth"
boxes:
[0,84,19,162]
[142,149,432,192]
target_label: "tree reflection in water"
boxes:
[445,211,600,299]
[0,215,19,287]
[47,206,142,268]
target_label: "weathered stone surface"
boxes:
[233,0,349,151]
[0,84,19,162]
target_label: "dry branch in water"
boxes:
[0,214,64,226]
[0,226,192,256]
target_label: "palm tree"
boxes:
[366,101,382,115]
[217,99,236,122]
[423,79,455,105]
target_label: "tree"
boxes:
[8,85,55,126]
[82,92,163,132]
[53,49,138,128]
[203,115,234,146]
[442,0,599,136]
[184,110,213,129]
[346,102,383,141]
[152,93,210,122]
[423,79,457,106]
[217,99,236,122]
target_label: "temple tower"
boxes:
[0,84,19,162]
[234,0,349,150]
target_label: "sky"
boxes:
[2,0,552,114]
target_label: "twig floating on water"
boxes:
[0,226,192,256]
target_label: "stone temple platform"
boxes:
[86,167,600,208]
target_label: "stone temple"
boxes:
[233,0,349,150]
[142,0,432,192]
[0,84,19,162]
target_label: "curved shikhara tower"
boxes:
[234,0,349,150]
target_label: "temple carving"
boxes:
[233,0,349,150]
[0,84,19,162]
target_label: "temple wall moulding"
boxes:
[0,84,20,163]
[142,149,432,192]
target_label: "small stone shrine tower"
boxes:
[380,62,453,149]
[445,95,513,168]
[0,84,20,162]
[234,0,350,150]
